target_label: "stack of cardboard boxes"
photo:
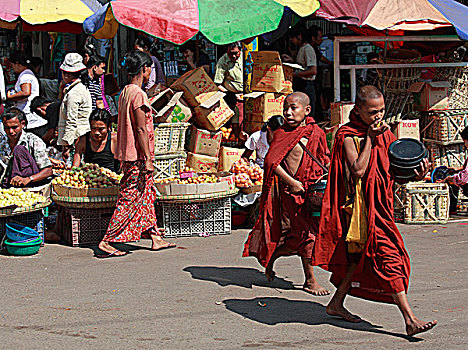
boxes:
[244,51,300,134]
[170,67,236,173]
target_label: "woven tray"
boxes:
[156,189,239,203]
[51,194,118,209]
[0,199,51,218]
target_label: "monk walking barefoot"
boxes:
[243,92,330,296]
[315,86,436,335]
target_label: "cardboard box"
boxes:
[325,124,340,151]
[330,102,354,126]
[192,91,234,131]
[157,172,236,195]
[53,184,119,197]
[250,51,302,94]
[218,146,244,172]
[187,125,223,157]
[393,119,420,140]
[150,88,192,123]
[170,67,218,107]
[186,152,219,173]
[244,121,265,134]
[244,92,286,123]
[241,184,262,194]
[409,81,450,111]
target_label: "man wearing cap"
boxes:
[57,53,92,161]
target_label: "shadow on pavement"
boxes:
[184,266,296,290]
[223,297,424,342]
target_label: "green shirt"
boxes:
[214,53,243,93]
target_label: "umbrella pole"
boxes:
[382,30,389,96]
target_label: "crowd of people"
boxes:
[0,33,441,337]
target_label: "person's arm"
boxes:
[110,133,117,156]
[72,136,86,167]
[11,167,53,187]
[61,91,81,146]
[344,121,389,178]
[135,107,154,172]
[42,128,55,145]
[241,149,254,162]
[320,55,333,65]
[274,164,304,194]
[295,66,317,78]
[7,83,31,101]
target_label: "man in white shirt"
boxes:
[282,27,318,118]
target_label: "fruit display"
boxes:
[155,174,220,185]
[231,159,264,188]
[221,127,238,143]
[0,188,46,208]
[52,163,122,188]
[234,173,253,188]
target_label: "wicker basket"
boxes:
[426,141,467,169]
[153,152,186,179]
[433,66,468,110]
[377,49,421,94]
[154,123,190,155]
[51,194,118,209]
[397,182,449,224]
[421,109,468,144]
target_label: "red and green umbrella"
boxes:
[84,0,320,44]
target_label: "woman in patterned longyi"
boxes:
[97,51,175,258]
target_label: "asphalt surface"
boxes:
[0,222,466,349]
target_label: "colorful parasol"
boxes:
[84,0,320,44]
[316,0,468,39]
[0,0,95,33]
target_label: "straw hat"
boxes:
[60,53,86,72]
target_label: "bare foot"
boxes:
[45,231,61,243]
[406,318,437,336]
[265,267,276,282]
[98,241,126,256]
[151,238,176,251]
[326,303,362,323]
[303,282,331,296]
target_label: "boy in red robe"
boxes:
[243,92,330,296]
[315,85,437,336]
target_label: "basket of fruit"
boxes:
[231,160,263,194]
[51,163,122,198]
[0,188,51,217]
[154,123,190,155]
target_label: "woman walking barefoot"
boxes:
[97,51,175,258]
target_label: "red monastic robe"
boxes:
[243,117,330,267]
[314,111,411,303]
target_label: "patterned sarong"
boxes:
[103,160,158,242]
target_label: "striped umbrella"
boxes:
[84,0,320,44]
[0,0,95,33]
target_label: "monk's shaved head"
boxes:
[286,92,310,107]
[356,85,383,107]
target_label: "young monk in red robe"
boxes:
[243,92,330,296]
[315,85,437,336]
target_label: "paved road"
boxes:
[0,222,466,349]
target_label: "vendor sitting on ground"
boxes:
[242,115,284,168]
[440,126,468,213]
[0,108,52,188]
[73,109,118,172]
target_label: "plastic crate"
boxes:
[153,152,186,179]
[426,141,467,169]
[159,198,231,238]
[154,123,190,154]
[63,207,114,247]
[421,109,468,144]
[0,210,44,251]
